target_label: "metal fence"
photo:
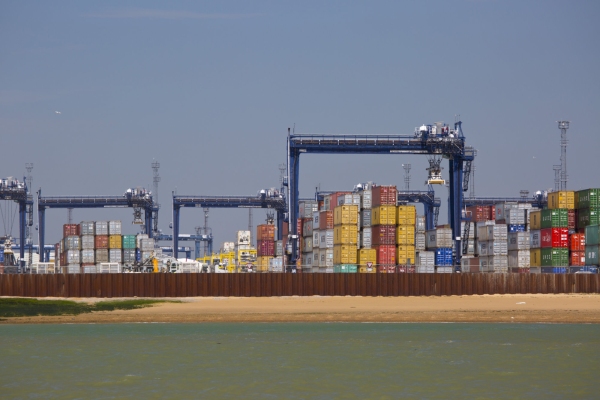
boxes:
[1,273,599,298]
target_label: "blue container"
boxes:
[135,249,141,263]
[0,252,4,262]
[541,267,567,274]
[435,248,453,266]
[508,224,526,232]
[570,266,599,274]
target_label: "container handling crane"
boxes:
[0,177,33,271]
[287,119,475,270]
[37,187,158,262]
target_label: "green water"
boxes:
[1,323,599,399]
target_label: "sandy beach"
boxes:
[2,293,600,324]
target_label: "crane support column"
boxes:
[19,201,27,269]
[449,157,464,267]
[38,206,46,262]
[173,204,181,260]
[145,207,153,237]
[287,143,300,270]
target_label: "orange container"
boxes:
[256,224,275,241]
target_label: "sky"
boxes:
[1,0,599,251]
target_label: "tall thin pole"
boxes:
[557,121,569,190]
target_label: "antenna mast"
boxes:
[557,121,569,190]
[25,163,33,266]
[402,164,411,191]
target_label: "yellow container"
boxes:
[548,191,575,210]
[530,249,541,267]
[334,225,358,245]
[396,245,416,265]
[108,235,122,249]
[333,244,358,264]
[529,210,542,230]
[226,265,236,273]
[358,248,377,266]
[397,205,416,225]
[334,205,359,226]
[257,256,272,272]
[396,225,415,245]
[372,206,397,226]
[359,266,376,273]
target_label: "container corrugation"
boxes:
[507,232,530,251]
[360,209,372,228]
[396,225,415,243]
[541,209,569,228]
[541,248,569,266]
[548,191,575,210]
[333,225,358,245]
[505,209,527,225]
[334,205,359,226]
[358,265,376,273]
[494,202,519,221]
[319,230,334,249]
[488,255,508,268]
[123,249,136,263]
[109,248,122,263]
[357,248,377,265]
[299,201,318,218]
[269,257,284,272]
[372,185,397,207]
[436,266,453,273]
[80,249,95,264]
[108,220,122,235]
[540,228,568,248]
[257,240,275,257]
[425,228,452,249]
[361,228,372,248]
[79,221,95,236]
[95,221,108,236]
[371,225,396,246]
[374,245,395,265]
[301,253,313,268]
[312,231,320,249]
[320,248,334,267]
[507,224,526,233]
[577,208,600,229]
[435,248,452,266]
[312,211,320,231]
[570,251,585,266]
[81,235,95,250]
[486,225,507,240]
[64,236,81,250]
[302,237,313,253]
[302,218,313,238]
[478,256,491,272]
[396,205,416,225]
[530,230,541,249]
[333,264,358,273]
[585,225,600,246]
[577,189,600,209]
[397,245,416,265]
[416,215,426,233]
[256,224,276,241]
[95,249,109,263]
[416,251,435,267]
[312,249,320,267]
[415,233,426,251]
[570,233,585,251]
[530,249,542,267]
[319,211,334,230]
[140,238,155,251]
[371,206,397,225]
[360,190,372,209]
[568,210,576,230]
[488,240,508,256]
[465,205,492,222]
[416,266,435,273]
[257,256,273,272]
[541,267,568,274]
[122,235,137,249]
[585,245,599,265]
[109,235,122,249]
[508,250,530,267]
[337,193,361,206]
[529,210,542,230]
[333,245,358,264]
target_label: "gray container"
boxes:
[320,248,334,267]
[80,221,95,236]
[313,230,320,249]
[479,256,490,272]
[95,249,109,263]
[416,266,435,273]
[312,211,320,230]
[415,233,426,251]
[508,250,530,268]
[319,230,334,249]
[416,215,426,233]
[64,264,81,274]
[108,220,122,235]
[275,240,284,257]
[65,250,80,264]
[361,228,372,248]
[530,230,541,249]
[486,225,507,240]
[81,249,95,264]
[425,228,452,249]
[416,251,435,267]
[95,221,109,236]
[361,190,372,209]
[361,209,372,228]
[64,236,81,251]
[123,249,136,264]
[488,240,508,256]
[109,248,122,263]
[81,265,97,274]
[507,232,530,251]
[505,209,526,225]
[312,250,320,267]
[478,240,488,256]
[136,234,149,249]
[81,235,95,250]
[140,238,155,251]
[299,201,318,218]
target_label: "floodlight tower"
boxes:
[557,121,569,190]
[203,207,210,256]
[248,209,253,247]
[151,160,160,234]
[402,163,411,190]
[25,163,33,266]
[553,165,561,192]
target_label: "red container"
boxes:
[396,265,415,273]
[319,211,334,230]
[510,267,530,273]
[465,206,490,222]
[540,228,568,248]
[256,224,275,241]
[63,224,80,238]
[374,244,396,265]
[372,185,398,207]
[570,233,585,251]
[371,225,396,246]
[489,206,496,220]
[296,219,303,237]
[568,210,576,230]
[570,251,585,266]
[330,192,351,209]
[257,240,275,257]
[282,222,289,237]
[95,235,109,249]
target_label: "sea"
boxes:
[1,323,599,399]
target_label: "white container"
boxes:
[464,239,476,255]
[478,240,488,256]
[479,256,490,272]
[486,225,507,240]
[65,250,80,264]
[416,215,426,233]
[425,228,452,249]
[313,230,320,249]
[223,242,235,252]
[108,220,122,235]
[299,201,318,218]
[81,265,97,274]
[323,195,332,211]
[136,234,149,249]
[361,228,372,248]
[80,221,95,236]
[488,240,508,256]
[313,211,320,230]
[95,221,109,236]
[275,240,284,257]
[320,248,334,267]
[312,249,320,268]
[436,267,453,273]
[495,202,518,222]
[361,190,372,209]
[416,266,435,273]
[416,251,435,267]
[109,248,122,263]
[140,238,155,251]
[493,266,509,274]
[415,233,426,251]
[488,255,508,268]
[81,249,95,264]
[64,264,81,274]
[64,236,81,251]
[97,263,121,273]
[302,237,313,253]
[507,232,530,251]
[81,235,95,250]
[505,209,526,225]
[269,257,284,272]
[508,250,530,268]
[361,210,372,228]
[530,230,541,249]
[301,253,313,268]
[237,230,251,245]
[319,229,334,249]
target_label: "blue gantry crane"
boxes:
[37,188,158,262]
[154,233,213,259]
[287,120,475,269]
[0,177,33,269]
[172,192,287,259]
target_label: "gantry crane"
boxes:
[0,177,33,270]
[287,120,475,269]
[154,233,213,259]
[37,188,158,262]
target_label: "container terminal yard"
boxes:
[1,119,599,279]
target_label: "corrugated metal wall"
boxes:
[0,273,599,298]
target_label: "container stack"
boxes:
[318,208,334,272]
[578,189,599,270]
[357,185,376,273]
[371,185,397,272]
[396,205,416,272]
[256,223,275,272]
[540,208,569,273]
[312,211,320,273]
[478,224,508,273]
[298,200,318,272]
[61,223,81,273]
[333,203,359,272]
[426,227,453,273]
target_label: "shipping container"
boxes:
[333,264,358,273]
[577,189,600,209]
[334,205,359,226]
[302,218,313,238]
[461,221,475,239]
[495,203,518,222]
[64,236,81,251]
[529,210,542,230]
[461,256,480,273]
[465,205,491,222]
[80,249,95,264]
[507,224,526,233]
[486,225,508,240]
[570,266,598,274]
[396,205,416,225]
[416,266,435,273]
[541,209,568,229]
[585,245,599,265]
[301,253,313,269]
[361,227,372,248]
[435,248,452,266]
[337,193,361,207]
[396,225,415,246]
[122,235,137,249]
[488,255,508,269]
[357,248,377,266]
[256,224,276,241]
[541,248,569,266]
[425,228,452,249]
[570,233,585,251]
[79,221,95,236]
[299,201,318,218]
[479,257,490,272]
[269,257,284,273]
[302,237,313,253]
[577,208,600,229]
[530,230,541,249]
[358,265,376,273]
[508,250,530,268]
[360,190,372,209]
[416,215,426,233]
[95,221,108,236]
[64,250,80,264]
[63,224,80,238]
[320,248,334,267]
[95,249,109,263]
[123,249,136,264]
[540,228,569,248]
[372,185,397,207]
[530,249,542,267]
[319,230,334,249]
[570,251,586,266]
[374,245,395,265]
[396,245,416,265]
[109,248,122,263]
[568,210,576,230]
[257,256,273,272]
[81,235,95,250]
[415,233,426,251]
[505,209,527,225]
[334,225,358,245]
[333,245,358,264]
[108,220,122,235]
[257,240,275,257]
[319,211,334,230]
[140,238,155,251]
[371,206,397,225]
[507,232,530,251]
[541,267,568,274]
[371,225,396,246]
[548,191,575,210]
[585,225,600,246]
[312,230,320,249]
[416,251,435,267]
[360,209,372,228]
[109,235,122,249]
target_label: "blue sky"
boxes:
[1,0,599,248]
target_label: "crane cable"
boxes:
[0,201,18,238]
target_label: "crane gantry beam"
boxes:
[0,177,33,270]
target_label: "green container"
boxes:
[585,225,600,246]
[578,209,600,230]
[585,245,599,266]
[122,235,137,249]
[541,209,568,229]
[541,248,568,266]
[334,264,358,273]
[577,189,600,209]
